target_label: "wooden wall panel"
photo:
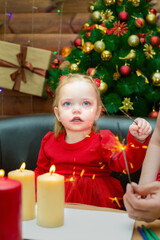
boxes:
[32,96,53,113]
[0,13,90,34]
[0,90,53,116]
[0,0,159,116]
[0,0,91,13]
[0,33,78,51]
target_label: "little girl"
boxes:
[35,73,152,209]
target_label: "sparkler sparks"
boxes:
[109,197,122,208]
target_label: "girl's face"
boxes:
[54,80,101,134]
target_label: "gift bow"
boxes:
[0,45,46,91]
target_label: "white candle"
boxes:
[8,162,35,221]
[37,165,64,228]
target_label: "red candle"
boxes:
[0,174,22,240]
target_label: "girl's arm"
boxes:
[139,112,160,184]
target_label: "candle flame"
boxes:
[0,169,5,177]
[20,162,26,171]
[50,165,56,174]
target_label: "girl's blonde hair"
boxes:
[53,73,102,138]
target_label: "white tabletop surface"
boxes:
[23,207,134,240]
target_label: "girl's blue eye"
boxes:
[83,101,90,106]
[64,102,71,106]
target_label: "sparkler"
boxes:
[117,122,131,183]
[119,109,138,125]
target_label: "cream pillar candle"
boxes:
[37,165,64,228]
[8,162,35,221]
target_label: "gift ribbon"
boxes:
[0,45,46,91]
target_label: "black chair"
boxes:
[0,113,156,192]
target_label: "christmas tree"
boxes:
[46,0,160,117]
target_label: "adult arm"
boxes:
[139,112,160,184]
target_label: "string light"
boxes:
[57,2,65,56]
[7,13,12,18]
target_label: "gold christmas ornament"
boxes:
[94,41,105,53]
[113,65,120,80]
[82,42,94,53]
[95,24,107,35]
[104,0,116,6]
[134,18,145,28]
[91,11,101,22]
[88,4,95,12]
[117,0,123,5]
[128,35,140,47]
[59,60,70,70]
[152,70,160,86]
[146,13,157,24]
[100,10,115,24]
[119,98,134,112]
[82,23,90,30]
[101,50,112,61]
[119,49,136,60]
[132,0,140,7]
[69,63,79,72]
[61,47,71,57]
[143,43,156,59]
[136,69,149,84]
[98,81,108,94]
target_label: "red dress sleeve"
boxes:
[100,130,150,174]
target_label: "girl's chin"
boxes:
[66,127,92,133]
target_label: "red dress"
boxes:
[35,130,149,209]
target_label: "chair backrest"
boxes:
[0,114,55,174]
[0,113,156,191]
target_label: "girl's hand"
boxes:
[129,118,152,143]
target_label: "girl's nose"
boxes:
[72,105,81,114]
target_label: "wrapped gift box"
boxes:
[0,41,53,97]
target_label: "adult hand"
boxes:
[123,182,160,222]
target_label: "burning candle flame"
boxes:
[50,165,56,174]
[0,169,5,177]
[20,162,26,171]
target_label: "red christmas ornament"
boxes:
[146,0,152,2]
[150,8,157,15]
[140,37,146,44]
[60,75,66,82]
[53,58,59,65]
[150,36,160,47]
[85,32,91,38]
[45,84,54,98]
[93,78,101,87]
[74,38,82,47]
[149,110,158,118]
[134,18,145,28]
[51,58,60,68]
[87,68,96,77]
[119,65,131,77]
[118,11,129,22]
